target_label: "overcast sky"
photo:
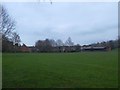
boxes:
[3,2,118,46]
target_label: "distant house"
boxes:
[63,46,76,52]
[52,46,79,52]
[81,46,110,51]
[28,46,38,52]
[20,44,31,52]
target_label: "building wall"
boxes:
[20,46,31,52]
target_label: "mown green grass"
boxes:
[2,50,118,88]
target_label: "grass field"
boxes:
[2,50,118,88]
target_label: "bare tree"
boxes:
[49,39,57,47]
[56,39,64,46]
[0,5,16,39]
[35,39,52,52]
[0,5,21,52]
[12,32,21,45]
[65,37,74,46]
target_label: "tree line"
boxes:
[35,37,120,52]
[35,37,74,52]
[89,39,119,50]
